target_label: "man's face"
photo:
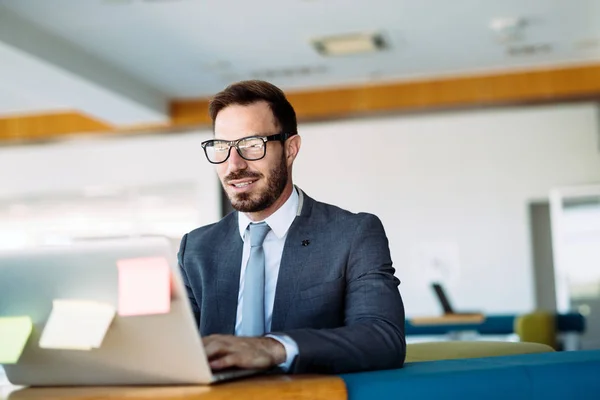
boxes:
[213,101,289,213]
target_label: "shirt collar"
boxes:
[238,187,299,240]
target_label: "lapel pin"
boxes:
[302,240,310,247]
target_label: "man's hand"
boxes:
[203,335,287,370]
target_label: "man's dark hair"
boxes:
[209,80,297,134]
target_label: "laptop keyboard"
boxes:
[211,368,260,382]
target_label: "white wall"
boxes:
[294,102,600,317]
[1,102,599,317]
[0,131,221,227]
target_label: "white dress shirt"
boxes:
[235,187,300,370]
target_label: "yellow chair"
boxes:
[514,311,557,349]
[406,341,554,363]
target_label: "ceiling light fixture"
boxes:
[312,32,388,56]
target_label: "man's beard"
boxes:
[224,153,288,213]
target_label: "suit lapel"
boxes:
[271,191,314,331]
[214,214,243,335]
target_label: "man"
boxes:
[178,80,405,374]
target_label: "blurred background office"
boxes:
[0,0,599,351]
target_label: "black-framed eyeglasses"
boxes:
[201,132,297,164]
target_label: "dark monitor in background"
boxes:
[431,282,482,316]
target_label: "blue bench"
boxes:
[341,350,600,400]
[405,313,585,336]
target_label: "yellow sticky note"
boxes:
[117,257,171,317]
[39,300,115,350]
[0,317,32,364]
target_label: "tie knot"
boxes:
[249,222,271,247]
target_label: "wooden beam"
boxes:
[0,111,112,143]
[2,63,600,143]
[170,99,211,127]
[171,63,600,127]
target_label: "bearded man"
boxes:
[178,80,406,375]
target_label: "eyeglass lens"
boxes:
[204,137,265,163]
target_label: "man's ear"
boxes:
[285,134,301,165]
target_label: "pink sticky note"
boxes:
[117,257,171,316]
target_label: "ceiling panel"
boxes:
[1,0,599,99]
[0,86,69,117]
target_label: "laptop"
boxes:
[0,236,260,386]
[431,283,482,317]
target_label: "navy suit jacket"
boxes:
[178,188,406,374]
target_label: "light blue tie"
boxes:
[240,222,271,336]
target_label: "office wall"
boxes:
[0,131,221,228]
[294,102,600,316]
[1,102,599,317]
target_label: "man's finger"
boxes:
[203,338,230,359]
[214,352,274,370]
[202,334,228,347]
[210,354,239,370]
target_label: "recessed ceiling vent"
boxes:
[249,65,327,80]
[506,43,552,57]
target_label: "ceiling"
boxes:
[0,84,68,116]
[0,0,599,124]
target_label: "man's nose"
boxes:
[226,148,248,173]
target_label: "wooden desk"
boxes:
[409,314,486,325]
[1,375,347,400]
